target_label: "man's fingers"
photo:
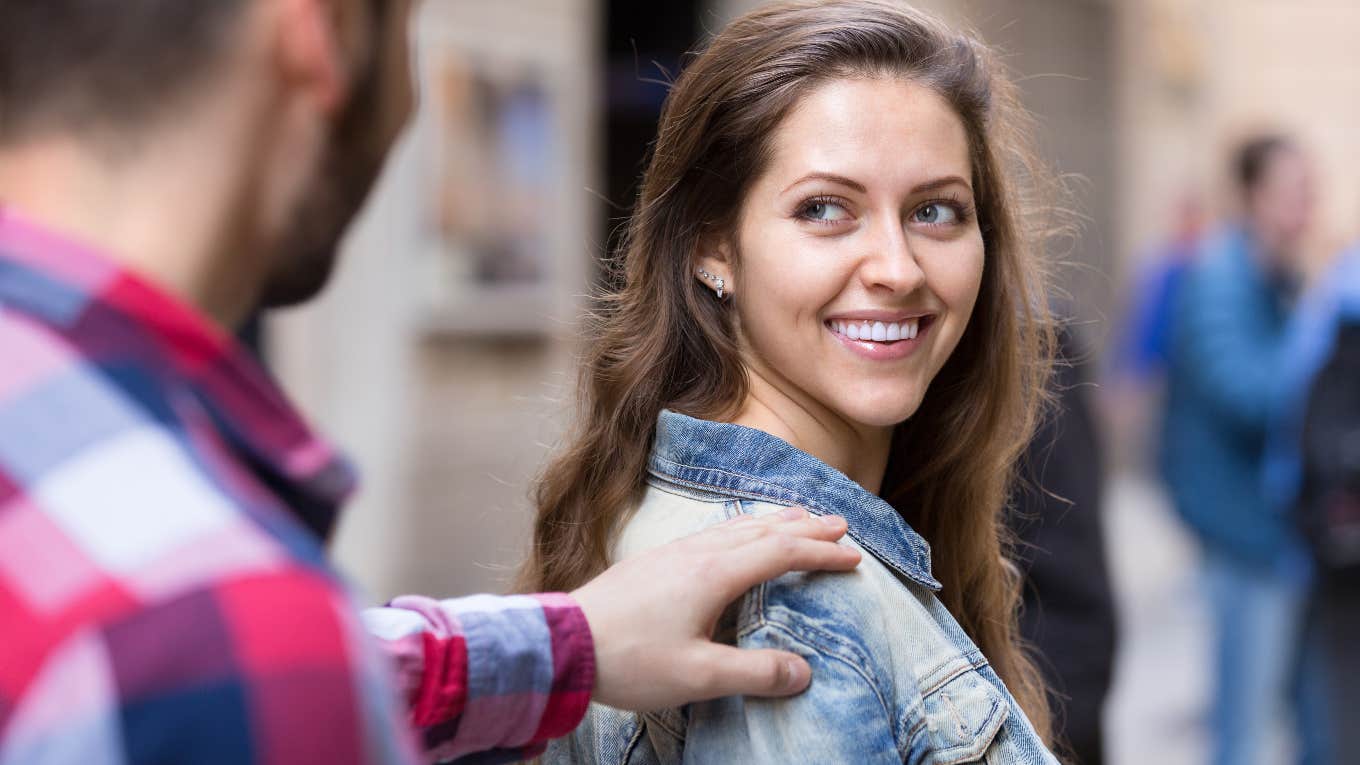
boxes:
[710,534,861,602]
[683,645,813,700]
[707,509,849,547]
[775,513,849,541]
[711,506,807,536]
[724,513,850,548]
[749,533,861,575]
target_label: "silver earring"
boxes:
[697,268,726,299]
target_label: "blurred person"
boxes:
[526,2,1062,762]
[1266,243,1360,763]
[1014,327,1117,765]
[1161,135,1326,765]
[0,1,866,763]
[1111,193,1206,386]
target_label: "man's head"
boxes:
[1235,134,1315,262]
[0,0,415,312]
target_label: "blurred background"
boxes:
[261,1,1360,763]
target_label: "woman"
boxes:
[526,1,1060,761]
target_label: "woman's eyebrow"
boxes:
[780,172,867,195]
[780,172,973,196]
[913,175,973,195]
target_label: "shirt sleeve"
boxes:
[0,571,422,765]
[361,592,595,763]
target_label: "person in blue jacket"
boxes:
[1160,134,1327,765]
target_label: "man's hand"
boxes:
[570,507,861,711]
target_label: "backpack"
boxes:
[1299,320,1360,577]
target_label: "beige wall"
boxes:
[269,0,599,602]
[1117,0,1360,275]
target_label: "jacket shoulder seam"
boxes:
[750,617,898,749]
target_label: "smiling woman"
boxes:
[523,1,1060,762]
[712,78,985,468]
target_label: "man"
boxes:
[1160,135,1325,765]
[0,1,861,763]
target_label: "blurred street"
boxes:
[1105,473,1299,765]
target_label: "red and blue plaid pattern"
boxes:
[0,209,594,764]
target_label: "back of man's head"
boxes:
[0,0,409,317]
[1232,132,1314,258]
[0,2,247,142]
[1235,134,1292,198]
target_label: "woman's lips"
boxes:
[825,316,934,361]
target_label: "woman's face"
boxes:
[711,77,984,431]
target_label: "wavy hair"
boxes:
[520,0,1057,742]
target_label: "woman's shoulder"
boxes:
[610,479,738,563]
[745,527,985,682]
[745,547,1051,763]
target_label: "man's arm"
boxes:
[0,570,421,765]
[365,508,860,760]
[362,593,593,763]
[1176,253,1286,435]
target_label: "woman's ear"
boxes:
[694,237,735,299]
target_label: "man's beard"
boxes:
[257,32,390,309]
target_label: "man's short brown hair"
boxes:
[0,1,247,141]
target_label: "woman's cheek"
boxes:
[935,240,985,314]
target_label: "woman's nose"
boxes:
[859,222,926,294]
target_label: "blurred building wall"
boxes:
[268,0,600,603]
[1116,0,1360,276]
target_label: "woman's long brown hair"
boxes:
[520,0,1057,743]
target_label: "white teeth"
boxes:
[829,317,925,342]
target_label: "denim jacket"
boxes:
[545,411,1056,764]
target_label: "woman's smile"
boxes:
[824,314,937,361]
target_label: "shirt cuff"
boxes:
[527,592,596,742]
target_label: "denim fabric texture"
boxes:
[545,410,1057,764]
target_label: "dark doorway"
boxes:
[601,0,702,286]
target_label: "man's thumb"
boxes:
[687,645,813,699]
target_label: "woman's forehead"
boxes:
[762,77,973,194]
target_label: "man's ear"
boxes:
[275,0,362,115]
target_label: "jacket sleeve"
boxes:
[361,592,595,763]
[1173,253,1285,436]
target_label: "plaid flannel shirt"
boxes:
[0,208,594,764]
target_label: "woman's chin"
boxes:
[834,396,924,431]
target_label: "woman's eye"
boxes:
[912,202,959,225]
[799,200,851,223]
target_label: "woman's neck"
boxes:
[731,366,893,495]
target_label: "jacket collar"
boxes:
[649,409,940,591]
